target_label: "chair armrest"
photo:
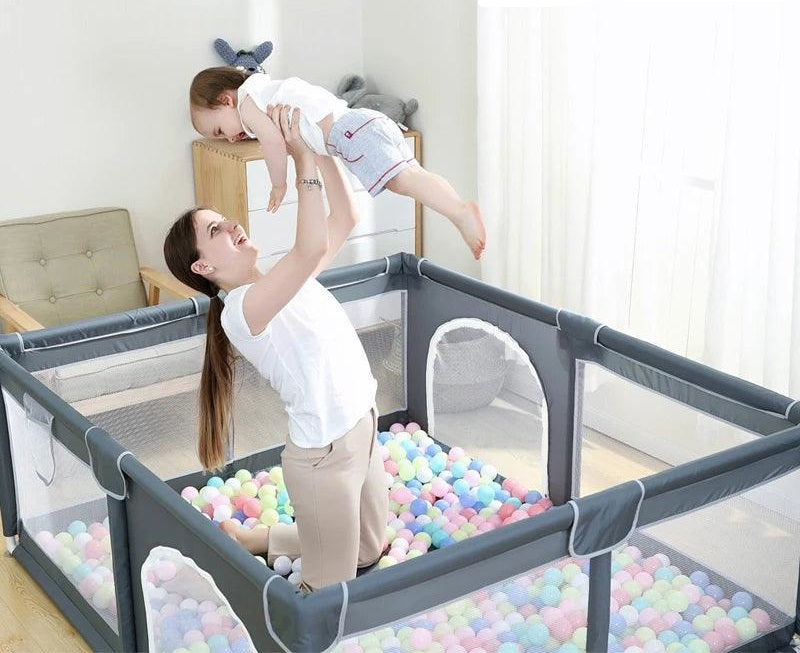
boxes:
[139,266,199,305]
[0,295,45,332]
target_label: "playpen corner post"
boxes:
[0,367,19,546]
[107,495,139,652]
[586,551,611,653]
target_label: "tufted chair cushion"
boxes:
[0,208,147,328]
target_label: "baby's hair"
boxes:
[190,66,250,110]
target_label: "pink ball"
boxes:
[663,612,681,627]
[681,583,702,603]
[714,616,734,631]
[180,486,198,501]
[384,460,399,476]
[445,647,467,653]
[448,446,465,460]
[648,617,667,634]
[528,504,545,516]
[405,422,421,433]
[750,607,771,632]
[638,608,658,625]
[615,571,633,584]
[84,540,104,560]
[565,610,587,629]
[698,595,717,610]
[439,634,458,648]
[622,636,642,649]
[703,632,726,653]
[612,589,631,606]
[389,423,405,433]
[396,529,414,543]
[717,624,740,647]
[643,556,663,574]
[717,598,731,610]
[410,540,428,553]
[89,523,107,540]
[430,480,449,498]
[154,561,177,582]
[243,498,262,518]
[634,572,654,589]
[627,563,643,576]
[518,605,536,618]
[549,617,574,641]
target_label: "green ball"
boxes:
[735,617,757,641]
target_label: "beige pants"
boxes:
[267,407,388,592]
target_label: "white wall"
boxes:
[362,0,480,278]
[0,0,362,273]
[0,0,475,278]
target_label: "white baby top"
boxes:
[220,278,377,448]
[237,73,348,155]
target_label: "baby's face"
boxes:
[193,105,248,143]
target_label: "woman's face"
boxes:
[190,209,257,286]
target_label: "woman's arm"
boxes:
[312,155,360,277]
[240,106,329,336]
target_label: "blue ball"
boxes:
[498,631,518,643]
[658,630,679,645]
[470,617,490,632]
[682,604,703,621]
[232,510,246,522]
[450,462,467,479]
[468,459,484,471]
[439,536,456,547]
[525,490,543,504]
[434,500,450,511]
[410,499,429,517]
[542,568,563,586]
[207,476,225,488]
[689,570,710,588]
[472,501,486,512]
[654,567,675,582]
[496,489,511,502]
[731,591,753,611]
[505,584,529,607]
[452,479,471,496]
[680,633,698,645]
[705,584,724,600]
[558,644,581,653]
[539,585,560,606]
[728,606,749,621]
[476,485,495,504]
[609,613,626,636]
[426,444,442,456]
[377,431,391,445]
[508,497,522,509]
[231,640,251,653]
[632,597,649,611]
[400,440,416,453]
[406,449,420,462]
[459,493,477,509]
[406,521,422,535]
[277,490,289,504]
[278,514,293,524]
[406,479,423,491]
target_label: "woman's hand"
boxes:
[267,104,313,164]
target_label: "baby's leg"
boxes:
[386,167,486,260]
[219,521,300,565]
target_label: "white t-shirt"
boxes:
[237,73,348,155]
[220,278,377,448]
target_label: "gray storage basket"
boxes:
[432,327,510,412]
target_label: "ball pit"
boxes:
[33,517,117,623]
[176,423,553,583]
[333,544,776,653]
[142,549,256,653]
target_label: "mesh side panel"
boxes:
[335,556,591,652]
[624,475,800,651]
[30,291,407,480]
[575,362,759,497]
[428,320,548,496]
[2,388,119,632]
[141,546,256,653]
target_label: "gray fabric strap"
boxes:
[85,426,132,500]
[568,480,644,558]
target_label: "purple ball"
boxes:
[673,619,693,637]
[682,604,703,621]
[459,494,477,509]
[731,591,753,611]
[524,490,542,504]
[705,584,725,601]
[689,570,710,588]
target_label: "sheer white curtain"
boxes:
[478,2,800,398]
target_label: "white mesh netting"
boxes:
[141,546,256,653]
[427,319,548,496]
[3,388,119,631]
[29,291,407,481]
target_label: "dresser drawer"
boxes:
[245,135,417,212]
[257,228,415,272]
[248,189,416,257]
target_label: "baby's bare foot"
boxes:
[219,520,269,555]
[454,202,486,260]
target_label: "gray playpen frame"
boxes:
[0,252,799,652]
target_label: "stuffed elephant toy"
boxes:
[336,74,418,127]
[214,38,273,74]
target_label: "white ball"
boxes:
[291,558,302,573]
[288,571,302,585]
[272,555,292,576]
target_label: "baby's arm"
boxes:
[239,97,288,213]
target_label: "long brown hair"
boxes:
[164,208,234,471]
